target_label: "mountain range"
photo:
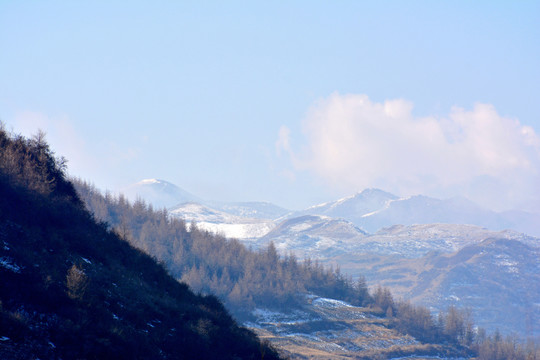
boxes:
[125,179,540,238]
[121,179,202,208]
[298,189,538,235]
[121,179,540,337]
[169,202,275,240]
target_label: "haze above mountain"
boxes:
[123,179,289,220]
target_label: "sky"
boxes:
[1,1,539,212]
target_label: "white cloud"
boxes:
[282,93,540,211]
[275,125,292,156]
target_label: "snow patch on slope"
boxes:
[195,221,275,240]
[0,257,22,273]
[170,202,275,239]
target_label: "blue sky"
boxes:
[1,1,539,211]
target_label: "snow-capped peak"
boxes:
[121,179,201,209]
[138,178,161,185]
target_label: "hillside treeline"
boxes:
[0,125,282,359]
[73,179,371,314]
[374,286,540,359]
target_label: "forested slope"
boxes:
[73,178,540,359]
[74,179,372,316]
[73,181,540,359]
[0,126,282,359]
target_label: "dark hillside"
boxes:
[0,126,282,359]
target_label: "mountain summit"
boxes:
[303,188,398,221]
[121,179,200,209]
[299,189,540,236]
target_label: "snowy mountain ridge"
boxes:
[122,179,287,239]
[123,179,540,240]
[298,190,540,236]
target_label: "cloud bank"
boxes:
[278,94,540,212]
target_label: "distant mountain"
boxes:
[500,209,540,238]
[357,223,538,258]
[260,216,540,337]
[169,202,275,239]
[262,218,536,261]
[122,182,540,238]
[297,188,398,224]
[121,179,201,209]
[336,238,540,337]
[208,201,289,220]
[258,215,367,258]
[121,179,289,239]
[300,189,540,236]
[356,195,510,233]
